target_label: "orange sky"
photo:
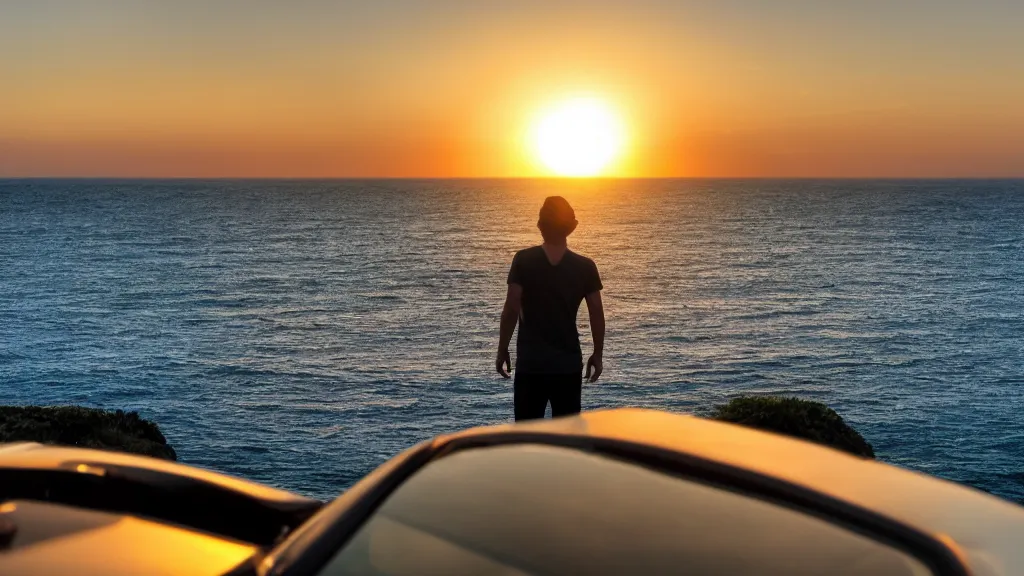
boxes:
[2,1,1022,177]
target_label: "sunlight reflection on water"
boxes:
[1,178,1023,501]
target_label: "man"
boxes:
[496,196,605,421]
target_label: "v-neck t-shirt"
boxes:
[507,246,603,374]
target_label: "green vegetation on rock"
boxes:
[712,396,875,458]
[0,406,176,461]
[0,397,871,465]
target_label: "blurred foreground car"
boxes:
[2,409,1022,575]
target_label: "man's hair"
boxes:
[538,196,577,241]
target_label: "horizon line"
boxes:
[4,176,1024,181]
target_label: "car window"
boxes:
[320,444,932,576]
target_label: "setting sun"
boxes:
[530,97,625,177]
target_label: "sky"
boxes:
[2,0,1022,177]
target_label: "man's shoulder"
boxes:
[513,246,545,260]
[567,250,598,268]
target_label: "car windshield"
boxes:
[319,444,933,575]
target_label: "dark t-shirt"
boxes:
[507,246,603,374]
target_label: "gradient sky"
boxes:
[2,0,1022,177]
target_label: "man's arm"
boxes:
[584,290,605,382]
[496,283,523,378]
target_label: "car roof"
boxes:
[441,409,1023,574]
[321,443,933,575]
[0,441,322,560]
[0,442,309,507]
[265,409,1024,576]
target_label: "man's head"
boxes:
[537,196,578,242]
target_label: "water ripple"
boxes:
[1,178,1023,502]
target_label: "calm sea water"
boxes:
[1,179,1023,502]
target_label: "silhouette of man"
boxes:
[497,196,605,420]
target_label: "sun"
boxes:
[530,97,625,177]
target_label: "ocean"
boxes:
[1,178,1022,502]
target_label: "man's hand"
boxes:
[585,353,603,383]
[496,348,512,378]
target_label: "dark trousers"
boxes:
[514,373,583,421]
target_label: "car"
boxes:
[2,408,1022,575]
[0,439,321,575]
